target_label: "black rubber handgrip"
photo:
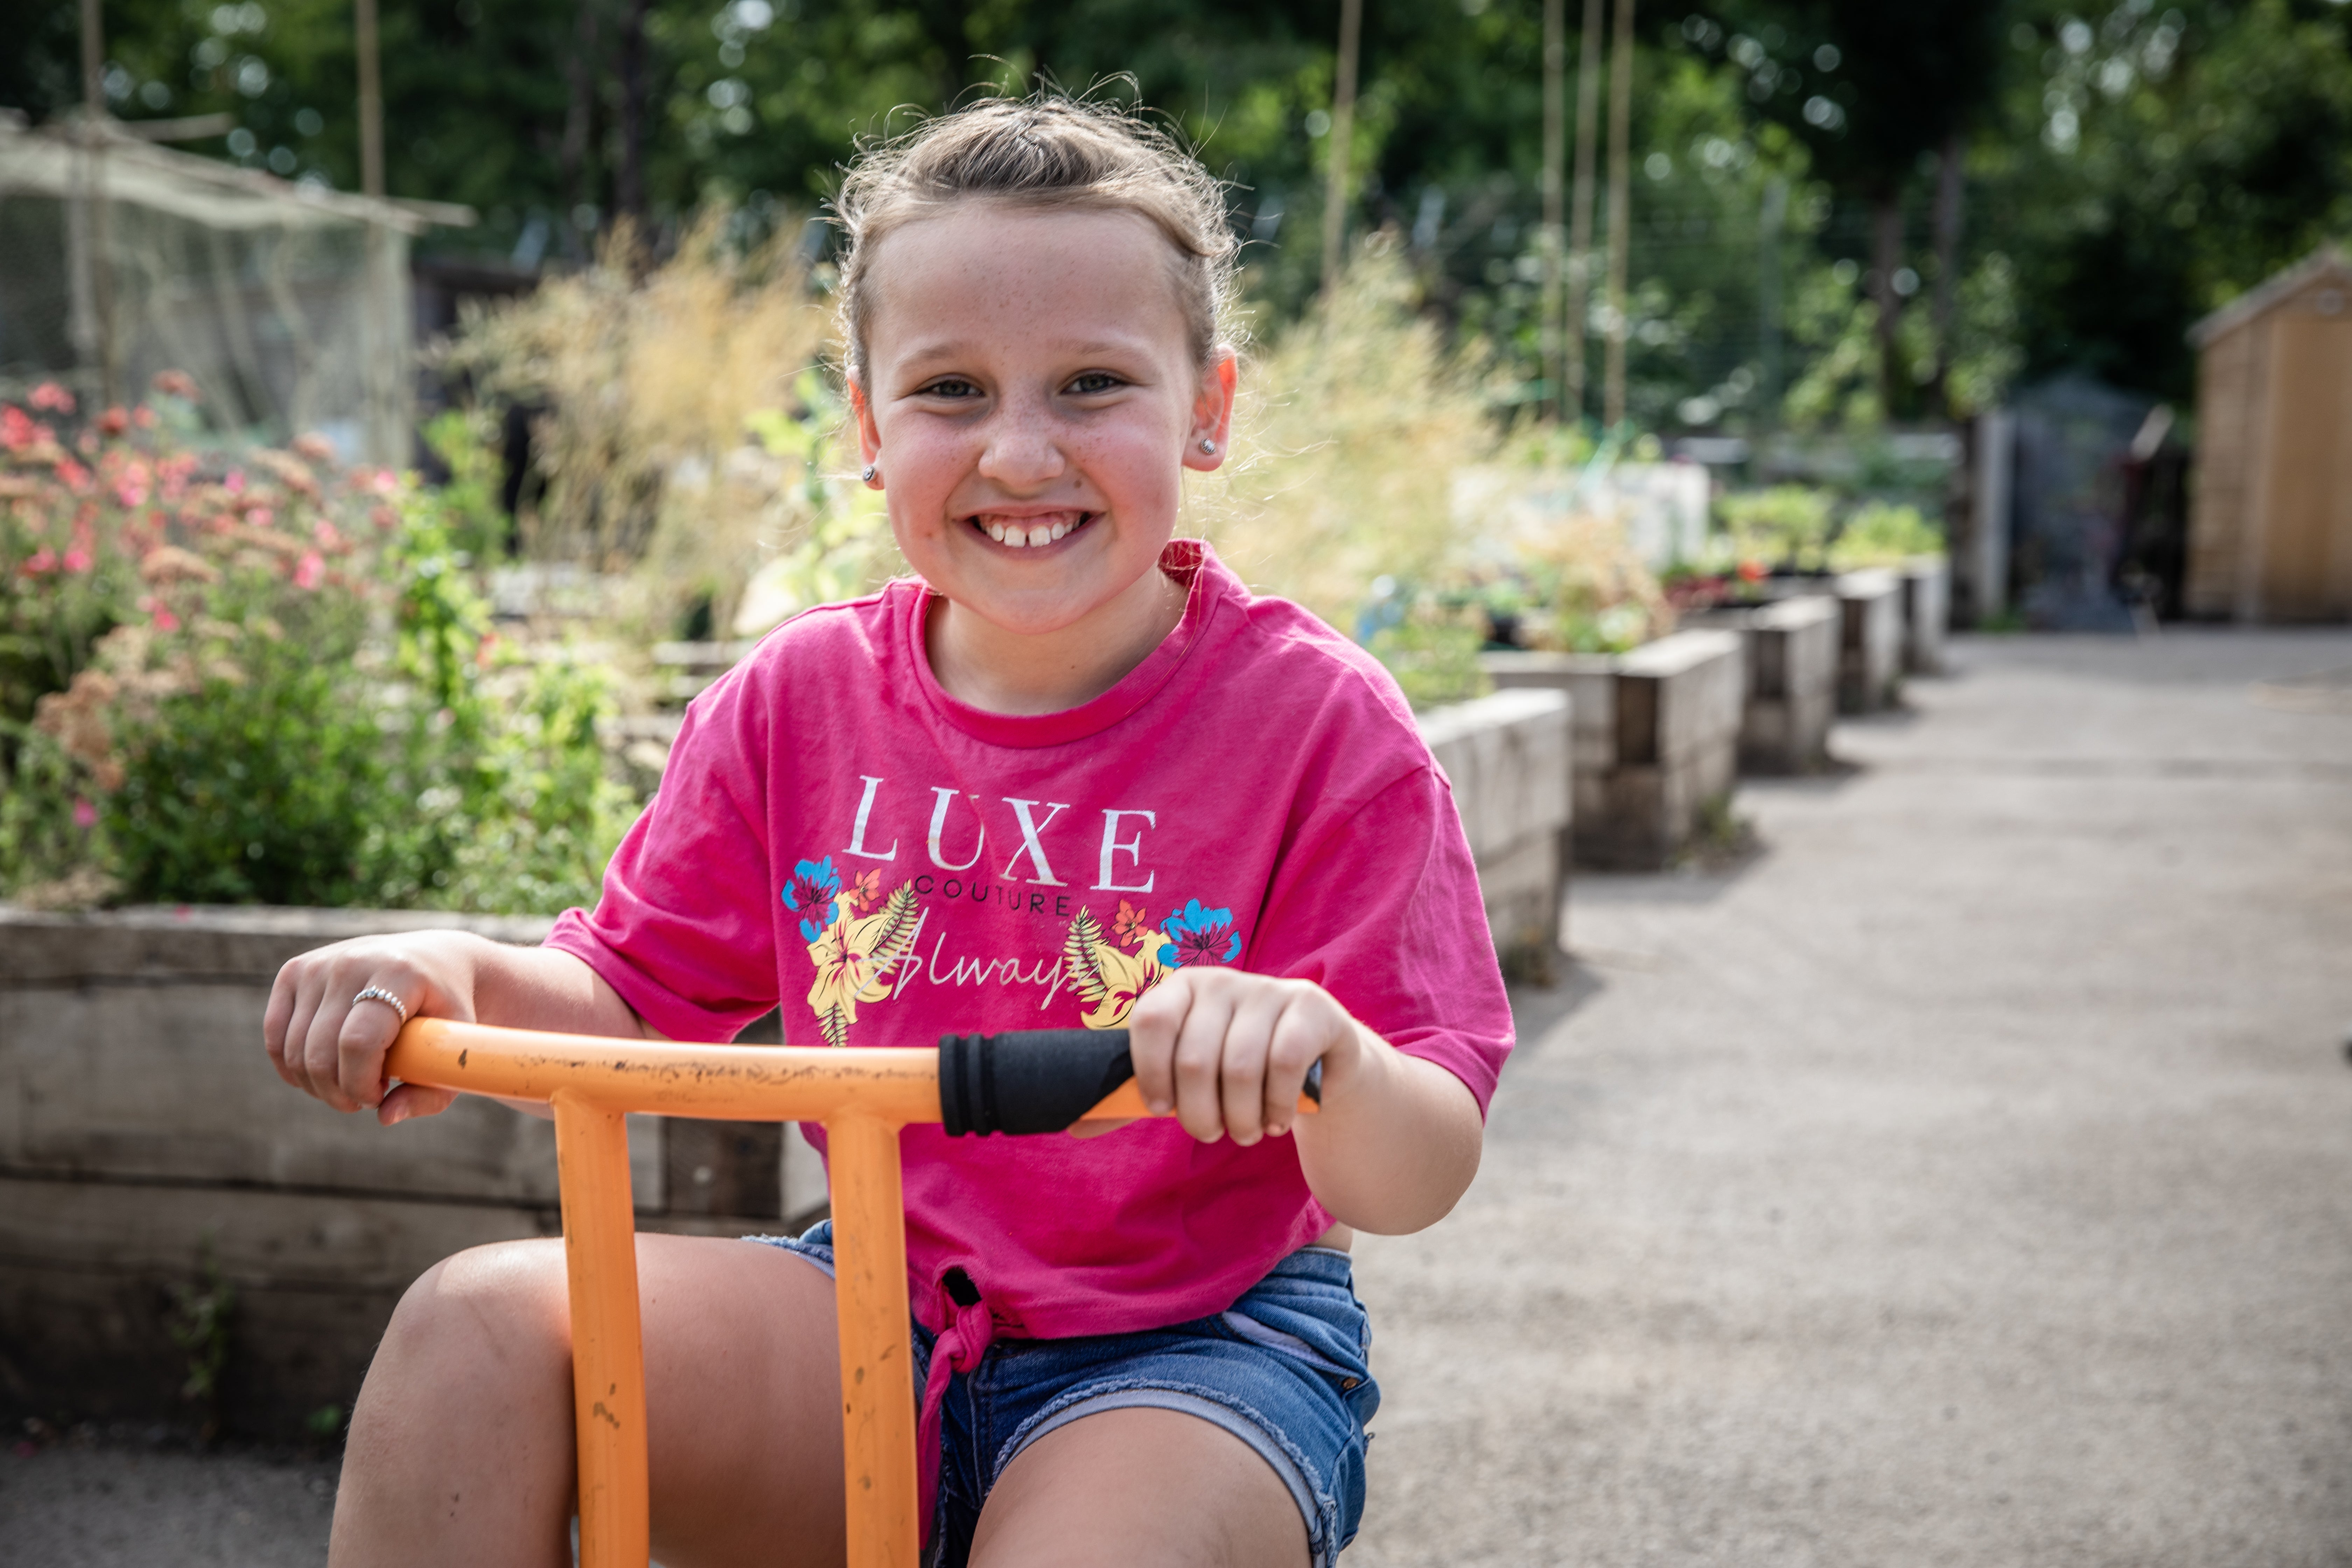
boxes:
[939,1029,1134,1136]
[938,1030,1324,1137]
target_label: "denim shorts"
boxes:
[748,1221,1379,1566]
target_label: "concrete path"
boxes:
[6,629,2350,1566]
[1351,629,2352,1568]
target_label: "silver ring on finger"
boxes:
[352,985,411,1027]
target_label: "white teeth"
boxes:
[1049,521,1069,541]
[1027,524,1054,547]
[987,521,1008,543]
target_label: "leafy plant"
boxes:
[1829,500,1944,568]
[1367,615,1492,711]
[1719,485,1837,573]
[1,381,636,913]
[164,1238,234,1443]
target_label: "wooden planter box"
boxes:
[1682,594,1839,774]
[1415,687,1573,978]
[1899,554,1951,676]
[1826,567,1904,713]
[0,906,824,1437]
[1483,628,1744,870]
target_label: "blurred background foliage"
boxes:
[10,0,2352,424]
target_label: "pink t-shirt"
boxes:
[547,540,1512,1341]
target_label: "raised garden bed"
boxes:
[1482,628,1744,871]
[0,905,824,1437]
[1899,554,1951,676]
[1681,594,1840,774]
[1415,688,1574,979]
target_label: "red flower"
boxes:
[151,604,180,632]
[29,382,74,413]
[1,407,35,452]
[1112,899,1153,948]
[19,547,56,576]
[97,407,129,436]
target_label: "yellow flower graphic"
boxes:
[806,883,922,1047]
[1062,905,1166,1030]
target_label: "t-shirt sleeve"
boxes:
[1248,762,1515,1115]
[544,681,781,1044]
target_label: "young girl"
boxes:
[264,95,1512,1568]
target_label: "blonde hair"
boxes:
[832,93,1240,385]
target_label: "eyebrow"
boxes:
[893,337,1154,366]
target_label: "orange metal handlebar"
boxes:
[382,1021,1317,1568]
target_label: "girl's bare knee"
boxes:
[372,1238,572,1408]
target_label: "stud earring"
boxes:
[860,464,877,484]
[1198,438,1217,455]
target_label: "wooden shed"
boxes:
[2183,247,2352,621]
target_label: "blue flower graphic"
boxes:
[783,855,843,943]
[1156,899,1241,968]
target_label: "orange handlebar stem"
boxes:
[382,1020,1317,1568]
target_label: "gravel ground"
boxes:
[8,628,2350,1567]
[1349,628,2352,1568]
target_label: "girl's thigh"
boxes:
[339,1232,842,1568]
[635,1233,846,1566]
[966,1406,1308,1568]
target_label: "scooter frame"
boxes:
[383,1019,1315,1568]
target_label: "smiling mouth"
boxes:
[969,509,1094,550]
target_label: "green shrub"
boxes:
[1368,615,1492,711]
[1829,500,1944,568]
[1719,485,1836,573]
[0,381,635,913]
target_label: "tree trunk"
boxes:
[1540,0,1564,422]
[1927,131,1965,416]
[1564,0,1602,422]
[1870,194,1904,419]
[1602,0,1633,430]
[1320,0,1364,297]
[615,0,650,225]
[560,0,600,259]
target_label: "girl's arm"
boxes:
[264,932,651,1125]
[1121,967,1485,1235]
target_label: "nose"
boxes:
[975,393,1067,491]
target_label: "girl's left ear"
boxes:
[847,374,883,476]
[1182,351,1240,474]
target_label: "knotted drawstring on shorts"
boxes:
[917,1265,997,1547]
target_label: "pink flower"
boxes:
[151,604,180,632]
[132,405,156,429]
[293,550,325,590]
[114,462,151,508]
[224,470,245,495]
[19,547,56,576]
[97,407,128,436]
[313,520,344,550]
[54,458,91,493]
[151,370,197,401]
[72,798,97,830]
[246,505,273,528]
[1,407,34,452]
[29,382,74,413]
[62,548,92,573]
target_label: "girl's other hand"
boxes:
[263,932,483,1126]
[1123,968,1364,1147]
